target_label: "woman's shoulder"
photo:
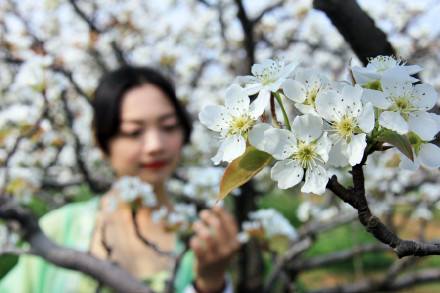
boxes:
[39,197,100,245]
[40,197,100,224]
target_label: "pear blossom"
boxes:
[113,176,157,207]
[282,67,336,115]
[351,55,423,86]
[236,58,300,115]
[199,84,261,165]
[363,73,439,140]
[13,55,53,92]
[238,209,297,244]
[262,114,331,195]
[151,204,197,235]
[315,84,375,166]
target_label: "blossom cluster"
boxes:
[151,203,197,236]
[199,56,440,195]
[108,176,157,211]
[237,208,298,247]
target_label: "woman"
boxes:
[0,66,240,292]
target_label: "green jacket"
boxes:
[0,197,194,293]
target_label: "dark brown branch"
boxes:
[68,0,100,32]
[269,92,281,128]
[52,66,92,101]
[131,209,176,259]
[0,247,33,257]
[313,0,395,65]
[67,0,108,72]
[307,264,440,293]
[234,0,255,71]
[288,243,390,272]
[263,237,313,293]
[110,41,128,67]
[327,168,440,258]
[164,246,189,293]
[0,197,154,293]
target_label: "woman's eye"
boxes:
[119,130,142,138]
[162,124,180,132]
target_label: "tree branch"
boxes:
[313,0,395,65]
[234,0,255,71]
[0,197,154,293]
[327,168,440,258]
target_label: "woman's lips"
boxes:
[142,161,168,170]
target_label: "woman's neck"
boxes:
[153,183,173,210]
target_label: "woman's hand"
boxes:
[190,206,241,292]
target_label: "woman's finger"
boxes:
[212,206,239,244]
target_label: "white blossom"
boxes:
[113,176,157,207]
[239,208,297,243]
[363,73,439,140]
[199,85,261,164]
[351,55,423,86]
[236,58,300,115]
[316,84,375,166]
[282,67,334,115]
[262,114,331,195]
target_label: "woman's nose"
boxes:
[142,129,165,154]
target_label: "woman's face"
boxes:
[107,84,184,188]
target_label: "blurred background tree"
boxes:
[1,0,440,292]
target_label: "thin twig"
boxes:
[131,209,176,259]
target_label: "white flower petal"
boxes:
[315,90,341,122]
[236,75,258,85]
[420,143,440,168]
[248,123,272,151]
[382,67,420,84]
[244,83,264,96]
[271,159,303,189]
[263,128,296,160]
[314,132,331,162]
[379,111,408,134]
[199,105,229,132]
[404,64,423,76]
[294,103,319,116]
[357,102,375,133]
[362,89,391,109]
[266,79,284,92]
[212,135,246,164]
[293,114,323,141]
[428,112,440,132]
[301,164,328,195]
[250,89,271,116]
[347,133,367,166]
[327,139,349,167]
[351,66,380,85]
[399,152,421,170]
[279,60,300,79]
[408,112,438,141]
[282,79,307,103]
[224,84,250,110]
[381,74,413,98]
[412,83,438,111]
[341,84,363,114]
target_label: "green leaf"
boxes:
[218,146,273,203]
[376,130,414,161]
